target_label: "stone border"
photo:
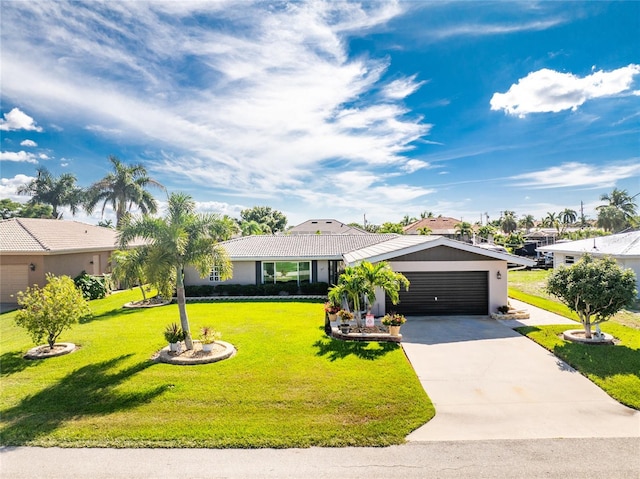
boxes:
[562,329,614,345]
[490,311,530,320]
[123,300,171,309]
[155,340,236,365]
[331,326,402,342]
[24,342,76,359]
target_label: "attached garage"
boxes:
[0,264,29,303]
[387,271,488,315]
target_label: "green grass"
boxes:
[0,291,434,448]
[509,269,640,410]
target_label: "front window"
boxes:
[262,261,311,285]
[565,256,575,265]
[209,266,220,282]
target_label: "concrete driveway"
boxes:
[402,303,640,441]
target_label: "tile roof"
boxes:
[403,216,463,235]
[287,219,368,235]
[537,231,640,256]
[0,218,121,254]
[220,234,397,259]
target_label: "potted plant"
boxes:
[382,312,406,336]
[324,301,341,322]
[337,309,354,334]
[199,326,221,352]
[164,322,186,352]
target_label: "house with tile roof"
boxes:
[186,233,534,316]
[537,231,640,297]
[403,216,466,239]
[0,218,125,302]
[286,219,368,235]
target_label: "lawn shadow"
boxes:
[551,341,640,378]
[80,306,140,324]
[313,336,398,362]
[0,350,43,377]
[0,354,167,445]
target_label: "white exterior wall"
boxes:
[370,260,507,316]
[184,261,257,286]
[552,253,640,298]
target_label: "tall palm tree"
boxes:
[118,193,232,350]
[597,188,637,232]
[500,211,517,234]
[86,155,165,227]
[17,167,84,219]
[559,208,577,234]
[542,212,559,232]
[518,214,535,233]
[454,221,473,241]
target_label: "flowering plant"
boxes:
[199,326,221,344]
[324,301,341,314]
[337,309,354,322]
[382,313,406,326]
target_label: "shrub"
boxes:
[15,274,91,349]
[497,305,510,314]
[163,323,186,343]
[74,271,110,300]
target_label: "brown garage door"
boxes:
[0,264,29,303]
[386,271,488,315]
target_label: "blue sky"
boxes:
[1,1,639,228]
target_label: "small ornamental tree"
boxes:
[546,255,637,339]
[15,274,91,349]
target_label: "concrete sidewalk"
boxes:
[402,302,640,442]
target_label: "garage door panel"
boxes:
[387,271,488,315]
[0,264,29,303]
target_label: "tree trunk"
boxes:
[583,315,592,339]
[176,265,193,350]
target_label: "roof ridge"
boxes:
[15,218,51,251]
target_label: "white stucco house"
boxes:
[185,234,535,316]
[537,231,640,297]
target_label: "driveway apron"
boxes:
[402,314,640,441]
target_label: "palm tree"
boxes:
[328,261,409,328]
[111,248,149,300]
[477,224,495,241]
[118,193,232,349]
[17,167,84,219]
[86,156,165,227]
[518,214,535,233]
[597,188,637,232]
[417,226,432,235]
[240,220,271,236]
[210,215,240,241]
[500,211,517,234]
[559,208,577,234]
[542,212,559,232]
[400,215,417,226]
[454,221,473,241]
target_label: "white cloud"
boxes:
[430,18,565,40]
[0,108,43,132]
[510,161,640,189]
[381,75,426,100]
[0,1,428,196]
[491,65,640,117]
[0,174,34,199]
[20,139,37,147]
[0,151,39,163]
[402,159,429,173]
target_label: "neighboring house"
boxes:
[403,216,464,239]
[185,234,535,316]
[286,219,368,235]
[537,231,640,297]
[0,218,121,302]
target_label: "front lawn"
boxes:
[509,269,640,410]
[0,291,434,448]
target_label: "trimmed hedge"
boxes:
[184,282,329,297]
